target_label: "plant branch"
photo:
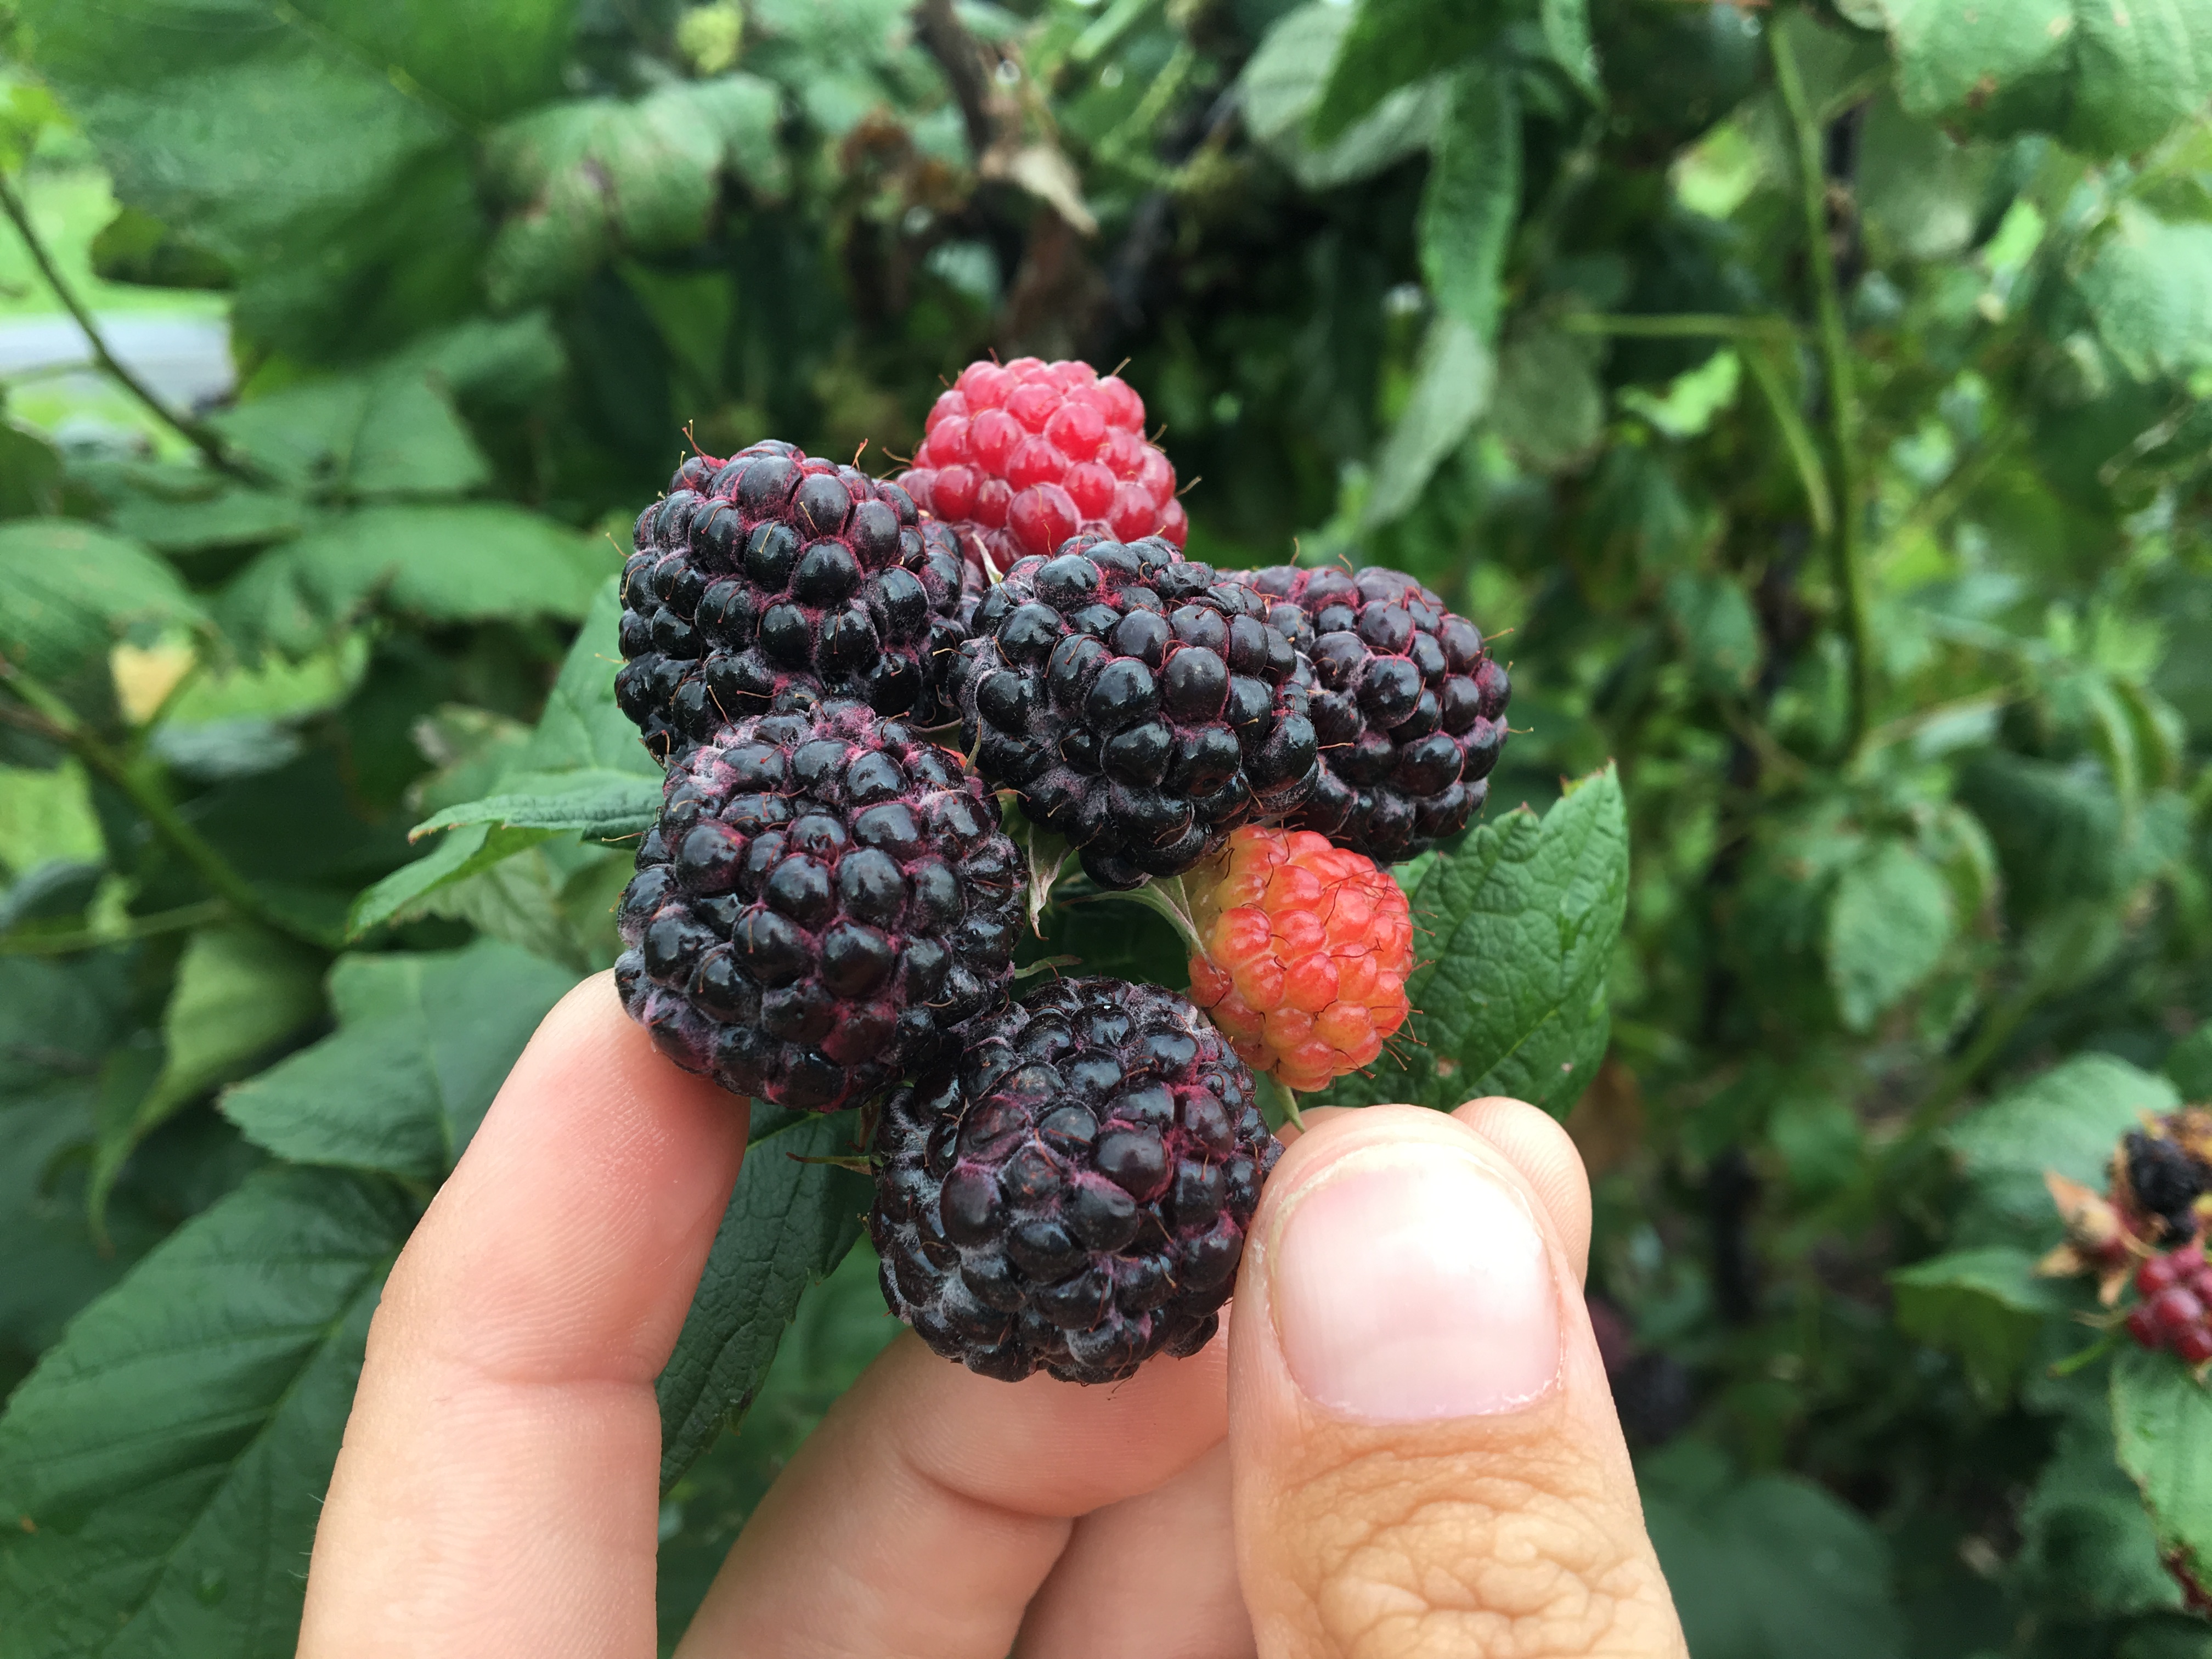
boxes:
[1770,17,1872,759]
[0,171,253,481]
[0,669,328,949]
[1556,311,1800,343]
[913,0,998,164]
[0,899,225,957]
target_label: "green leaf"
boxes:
[108,490,311,557]
[1363,314,1495,528]
[1419,63,1521,340]
[658,1111,871,1491]
[2018,1409,2185,1618]
[1240,3,1448,190]
[1891,1246,2069,1401]
[212,366,490,498]
[1854,0,2212,154]
[1307,0,1511,146]
[2168,1022,2212,1101]
[0,521,205,681]
[2112,1345,2212,1594]
[347,820,561,939]
[87,204,233,290]
[0,1166,409,1659]
[222,504,613,656]
[19,0,571,267]
[1316,764,1630,1118]
[518,578,662,777]
[1664,570,1763,696]
[1492,326,1604,472]
[1855,92,1999,264]
[412,769,663,839]
[87,923,328,1227]
[484,75,786,309]
[1641,1459,1908,1659]
[1540,0,1601,99]
[1825,839,1956,1032]
[2079,205,2212,385]
[220,939,578,1181]
[1946,1054,2180,1243]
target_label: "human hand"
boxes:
[298,974,1688,1657]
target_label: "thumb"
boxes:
[1228,1100,1687,1659]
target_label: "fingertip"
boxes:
[1452,1096,1593,1282]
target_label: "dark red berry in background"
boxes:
[950,535,1318,889]
[2178,1326,2212,1365]
[613,702,1020,1113]
[1230,565,1509,865]
[2128,1305,2163,1349]
[898,358,1187,577]
[2138,1254,2181,1296]
[870,975,1282,1384]
[615,442,969,765]
[2151,1285,2206,1334]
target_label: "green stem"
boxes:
[0,899,225,957]
[0,671,325,948]
[0,171,253,481]
[1556,311,1801,343]
[1770,15,1872,759]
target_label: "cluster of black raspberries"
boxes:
[610,436,1510,1382]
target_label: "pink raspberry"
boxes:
[899,357,1187,576]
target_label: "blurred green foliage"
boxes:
[1,0,2211,1654]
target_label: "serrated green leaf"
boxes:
[347,820,561,939]
[1664,571,1763,695]
[0,1166,409,1659]
[1307,0,1511,146]
[1317,763,1629,1118]
[1641,1465,1908,1659]
[1854,0,2212,154]
[1363,314,1494,528]
[2018,1409,2185,1618]
[521,578,661,776]
[1826,839,1956,1032]
[1492,326,1604,471]
[1419,63,1520,340]
[484,75,786,309]
[221,504,613,655]
[219,939,577,1180]
[1891,1246,2068,1400]
[0,521,205,681]
[19,0,571,270]
[1946,1054,2180,1244]
[211,368,490,498]
[2113,1345,2212,1594]
[413,769,664,839]
[2079,205,2212,385]
[658,1111,871,1491]
[108,489,311,557]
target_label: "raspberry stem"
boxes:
[1100,873,1205,955]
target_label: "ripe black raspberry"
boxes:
[951,534,1318,889]
[2126,1129,2208,1241]
[613,702,1020,1112]
[1234,566,1509,864]
[870,976,1283,1383]
[614,443,970,763]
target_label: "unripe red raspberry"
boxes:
[2128,1305,2163,1348]
[2138,1254,2182,1296]
[2178,1325,2212,1365]
[1184,825,1414,1092]
[2152,1286,2205,1333]
[899,357,1187,575]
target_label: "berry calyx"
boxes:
[898,357,1187,577]
[1183,825,1414,1092]
[613,702,1022,1112]
[870,976,1282,1384]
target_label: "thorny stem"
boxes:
[0,898,224,956]
[0,668,329,949]
[1770,16,1874,760]
[0,171,257,482]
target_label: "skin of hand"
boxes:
[298,974,1689,1659]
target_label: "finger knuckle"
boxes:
[1293,1447,1676,1659]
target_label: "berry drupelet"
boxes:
[870,976,1283,1384]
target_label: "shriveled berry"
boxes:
[1183,825,1415,1092]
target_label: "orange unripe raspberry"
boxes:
[1184,825,1415,1092]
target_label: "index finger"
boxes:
[299,973,750,1659]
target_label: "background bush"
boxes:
[2,1,2211,1654]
